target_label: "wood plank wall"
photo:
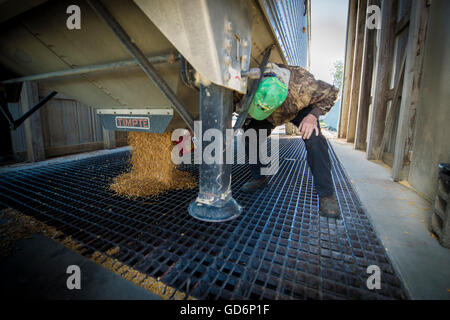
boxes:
[9,84,128,161]
[338,0,429,181]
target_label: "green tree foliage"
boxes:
[331,60,344,92]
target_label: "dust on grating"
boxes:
[106,246,120,256]
[60,235,83,252]
[0,208,193,300]
[110,132,197,198]
[90,250,191,300]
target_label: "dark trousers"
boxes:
[242,106,334,197]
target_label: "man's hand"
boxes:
[298,114,319,140]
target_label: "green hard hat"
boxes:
[248,76,288,121]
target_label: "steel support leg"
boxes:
[188,84,241,222]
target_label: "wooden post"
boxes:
[103,128,116,149]
[338,0,358,139]
[391,0,425,181]
[404,0,429,169]
[346,0,368,143]
[354,0,379,150]
[377,51,407,160]
[366,0,397,159]
[21,81,45,162]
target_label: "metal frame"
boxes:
[96,109,173,116]
[134,0,252,93]
[1,54,177,85]
[259,0,309,67]
[179,56,198,91]
[87,0,195,132]
[0,90,57,130]
[97,108,174,133]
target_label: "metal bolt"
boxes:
[223,71,231,82]
[226,21,232,34]
[241,68,261,79]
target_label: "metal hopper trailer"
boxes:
[0,1,410,300]
[0,0,310,221]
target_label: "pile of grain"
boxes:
[110,132,196,198]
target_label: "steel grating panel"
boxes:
[0,137,406,300]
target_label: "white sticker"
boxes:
[228,67,242,90]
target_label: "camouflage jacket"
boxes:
[266,64,339,127]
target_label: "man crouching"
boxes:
[240,63,340,219]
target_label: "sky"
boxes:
[309,0,349,84]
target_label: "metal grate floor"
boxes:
[0,137,406,300]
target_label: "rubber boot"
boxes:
[319,194,341,219]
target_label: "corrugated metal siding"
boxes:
[260,0,309,67]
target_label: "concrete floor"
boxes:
[330,138,450,300]
[0,233,161,300]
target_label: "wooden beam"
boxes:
[346,0,368,143]
[377,50,407,160]
[392,0,426,181]
[338,0,359,139]
[21,81,45,162]
[395,15,410,35]
[404,0,429,167]
[366,0,398,159]
[386,88,395,101]
[355,0,380,150]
